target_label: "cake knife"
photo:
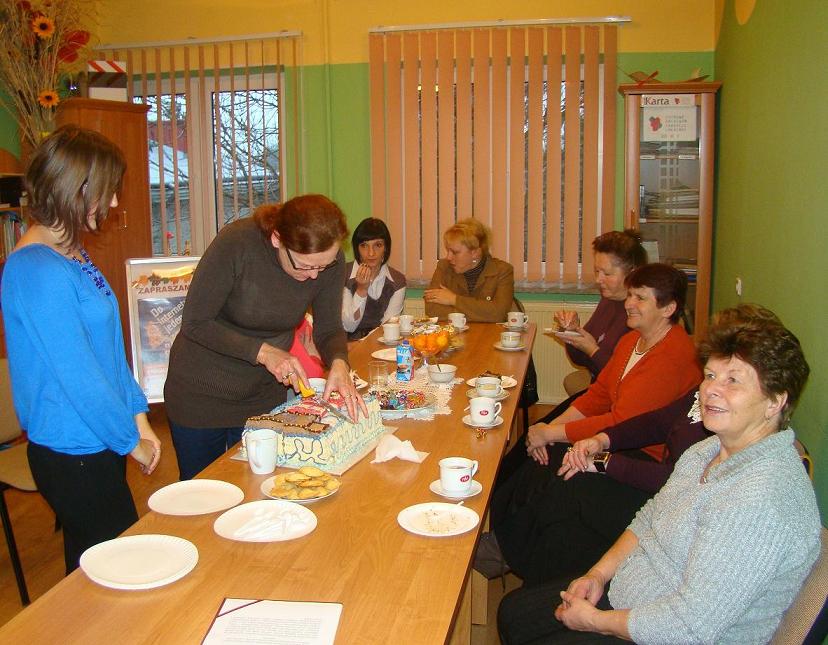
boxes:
[316,397,355,424]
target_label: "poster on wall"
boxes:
[641,104,697,142]
[125,256,200,403]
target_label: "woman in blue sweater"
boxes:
[1,126,161,573]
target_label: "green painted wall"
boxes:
[715,1,828,520]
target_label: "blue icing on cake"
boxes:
[246,395,385,472]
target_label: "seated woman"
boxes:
[498,309,819,644]
[550,229,647,389]
[478,264,701,578]
[424,217,514,322]
[342,217,406,340]
[491,305,783,585]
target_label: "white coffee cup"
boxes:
[500,331,521,348]
[475,376,503,398]
[507,311,528,328]
[243,428,278,475]
[309,377,327,395]
[382,322,401,342]
[468,396,502,425]
[439,457,479,493]
[448,312,466,329]
[398,314,414,334]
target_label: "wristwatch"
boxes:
[592,452,611,473]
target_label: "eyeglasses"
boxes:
[284,247,338,272]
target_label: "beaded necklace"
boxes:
[73,248,112,296]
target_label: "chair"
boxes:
[771,527,828,644]
[0,357,36,605]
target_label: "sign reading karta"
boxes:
[641,94,695,107]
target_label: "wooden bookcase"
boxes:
[620,81,721,336]
[56,98,152,361]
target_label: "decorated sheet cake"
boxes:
[245,394,387,473]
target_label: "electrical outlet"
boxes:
[736,277,743,297]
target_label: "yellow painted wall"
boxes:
[98,0,715,64]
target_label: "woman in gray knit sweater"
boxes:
[498,306,820,644]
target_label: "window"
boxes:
[97,35,300,256]
[369,25,617,285]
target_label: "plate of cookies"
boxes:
[260,466,341,504]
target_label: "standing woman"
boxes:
[342,217,406,340]
[1,126,161,573]
[164,194,365,480]
[424,217,514,322]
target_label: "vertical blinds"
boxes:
[369,25,617,284]
[97,36,300,255]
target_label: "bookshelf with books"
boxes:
[621,81,721,336]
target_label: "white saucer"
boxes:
[466,375,518,389]
[544,329,580,338]
[462,414,504,429]
[378,337,401,346]
[451,325,470,333]
[429,479,483,500]
[466,388,509,402]
[500,322,528,331]
[494,342,526,352]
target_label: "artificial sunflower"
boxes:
[37,89,60,107]
[31,14,56,39]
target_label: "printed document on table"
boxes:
[202,598,343,645]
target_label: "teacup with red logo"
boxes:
[438,457,479,494]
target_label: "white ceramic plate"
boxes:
[79,534,198,590]
[547,329,580,338]
[462,414,504,429]
[466,388,509,402]
[148,480,245,516]
[260,475,340,504]
[493,342,526,352]
[397,502,480,537]
[371,347,398,361]
[429,479,483,500]
[466,376,518,389]
[214,500,317,542]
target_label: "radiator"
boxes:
[403,298,598,404]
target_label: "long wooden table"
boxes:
[0,323,535,644]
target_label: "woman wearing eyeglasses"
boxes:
[164,194,366,480]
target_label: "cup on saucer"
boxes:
[448,312,466,330]
[468,396,502,425]
[506,311,528,328]
[382,322,400,343]
[475,376,503,398]
[500,331,521,348]
[439,457,479,495]
[398,314,414,334]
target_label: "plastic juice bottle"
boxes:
[396,339,413,382]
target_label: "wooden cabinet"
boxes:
[56,99,152,361]
[620,82,721,336]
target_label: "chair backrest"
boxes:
[771,527,828,644]
[0,357,23,444]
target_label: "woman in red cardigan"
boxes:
[526,263,702,465]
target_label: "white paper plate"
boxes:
[466,388,509,402]
[371,347,398,361]
[429,479,483,500]
[260,475,340,504]
[462,414,504,429]
[493,342,526,352]
[397,502,480,537]
[214,500,317,542]
[148,479,245,516]
[466,376,518,389]
[80,534,198,590]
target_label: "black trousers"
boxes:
[27,442,139,574]
[493,445,652,585]
[498,578,626,644]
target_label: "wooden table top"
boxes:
[0,323,535,644]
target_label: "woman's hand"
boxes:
[554,570,606,625]
[560,327,600,357]
[326,358,368,421]
[130,438,160,475]
[354,263,377,297]
[257,342,309,393]
[133,413,161,475]
[423,285,457,307]
[526,423,564,465]
[558,434,608,478]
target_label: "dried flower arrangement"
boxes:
[0,0,95,151]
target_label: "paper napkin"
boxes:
[371,434,428,464]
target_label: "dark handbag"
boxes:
[519,356,539,407]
